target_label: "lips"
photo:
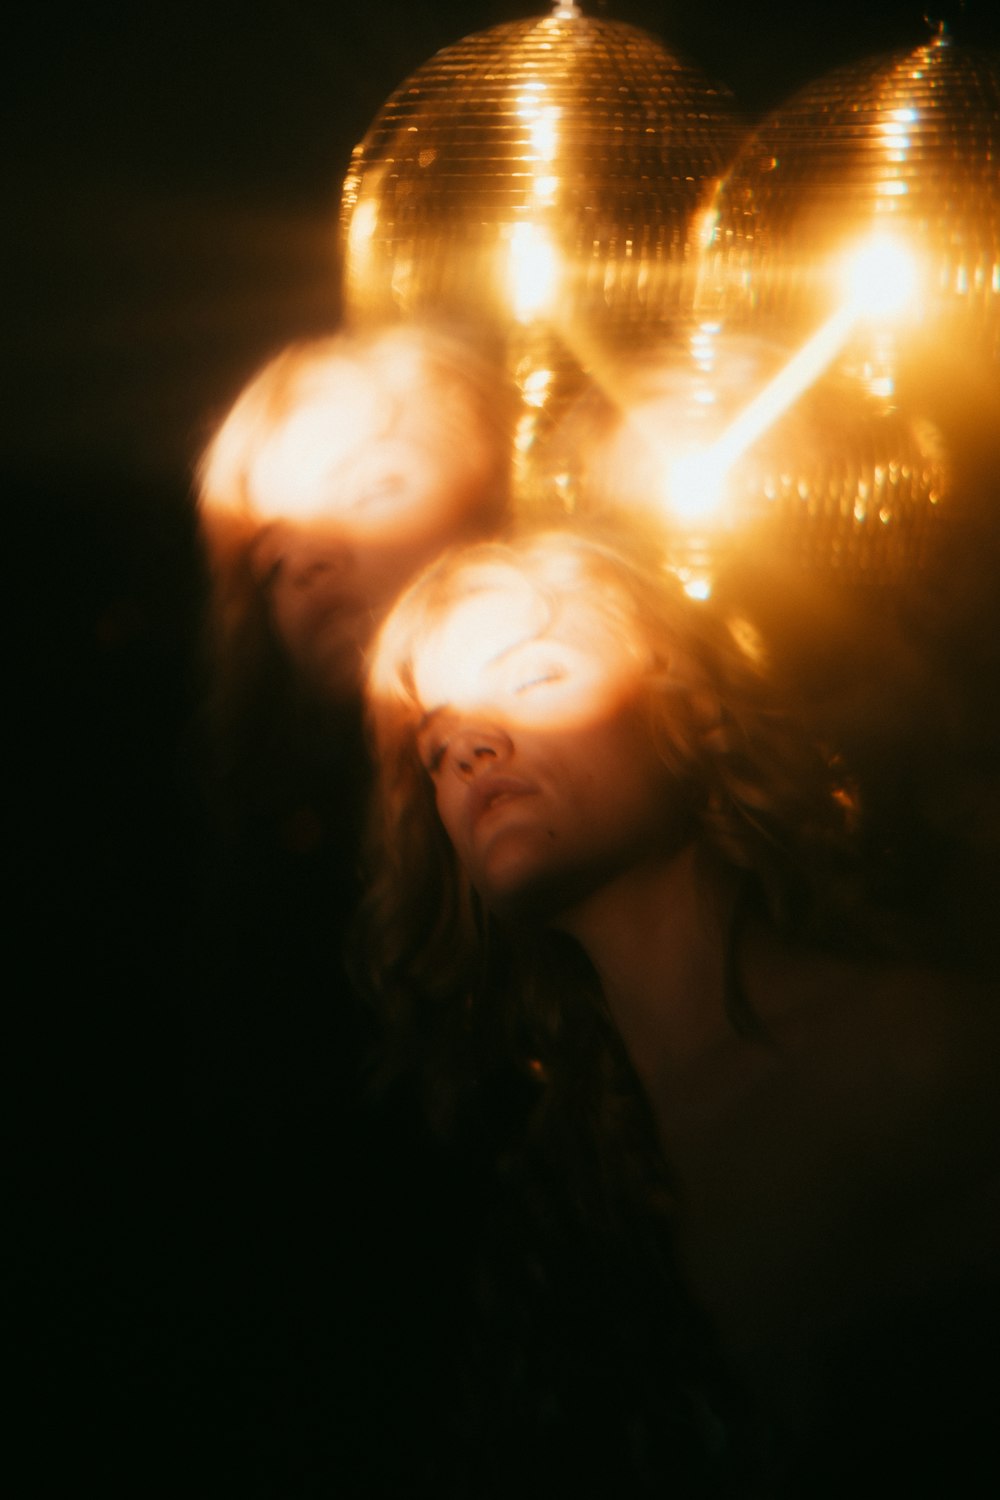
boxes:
[466,774,539,834]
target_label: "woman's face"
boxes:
[408,570,684,923]
[246,347,499,697]
[250,519,449,700]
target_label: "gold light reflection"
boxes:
[345,194,379,267]
[340,3,740,510]
[624,236,922,540]
[554,234,923,558]
[840,235,918,320]
[544,318,948,597]
[507,222,559,322]
[342,6,738,328]
[657,28,999,591]
[702,32,1000,373]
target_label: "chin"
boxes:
[476,862,579,930]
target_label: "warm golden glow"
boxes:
[658,235,920,527]
[533,174,559,206]
[665,447,730,527]
[520,367,555,410]
[701,33,998,387]
[646,306,851,529]
[411,574,644,736]
[522,99,560,162]
[346,195,379,262]
[507,221,559,322]
[840,234,918,319]
[339,5,741,432]
[681,574,713,601]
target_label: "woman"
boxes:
[192,319,512,1107]
[187,325,512,1492]
[198,321,509,703]
[194,318,511,939]
[365,527,1000,1492]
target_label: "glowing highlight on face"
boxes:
[389,552,682,924]
[244,340,495,545]
[411,569,646,742]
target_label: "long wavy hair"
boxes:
[361,526,860,1147]
[361,527,866,1486]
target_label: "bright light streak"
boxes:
[507,222,558,321]
[683,576,713,601]
[694,207,719,251]
[346,197,378,260]
[529,107,561,161]
[659,235,920,526]
[666,447,730,525]
[533,174,559,205]
[841,235,918,317]
[521,367,554,408]
[661,301,855,526]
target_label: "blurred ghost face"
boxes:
[246,340,500,697]
[409,571,682,923]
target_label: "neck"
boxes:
[554,841,743,1087]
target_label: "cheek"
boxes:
[565,718,673,835]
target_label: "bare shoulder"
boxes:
[746,932,1000,1159]
[761,939,998,1057]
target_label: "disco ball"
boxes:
[665,29,1000,591]
[339,3,740,507]
[701,30,1000,372]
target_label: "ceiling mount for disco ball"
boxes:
[339,2,740,511]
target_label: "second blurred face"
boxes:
[245,334,503,697]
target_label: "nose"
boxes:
[283,539,354,592]
[449,724,513,779]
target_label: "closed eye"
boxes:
[513,667,567,694]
